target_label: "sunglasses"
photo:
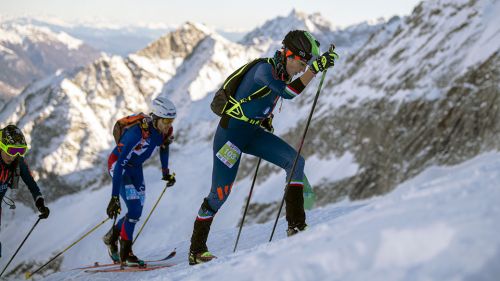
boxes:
[0,141,28,157]
[158,118,174,126]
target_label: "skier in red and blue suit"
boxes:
[103,96,177,266]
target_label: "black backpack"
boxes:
[210,58,273,117]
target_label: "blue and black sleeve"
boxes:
[19,158,43,202]
[254,63,306,99]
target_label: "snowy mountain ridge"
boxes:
[239,9,387,56]
[0,16,176,55]
[0,22,263,201]
[0,22,102,108]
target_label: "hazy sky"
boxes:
[1,0,422,30]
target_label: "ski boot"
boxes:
[285,184,307,237]
[287,223,308,237]
[119,239,145,267]
[189,209,216,265]
[189,251,217,265]
[102,226,120,263]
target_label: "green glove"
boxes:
[310,50,339,74]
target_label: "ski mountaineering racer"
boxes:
[103,96,177,266]
[188,30,338,265]
[0,125,50,257]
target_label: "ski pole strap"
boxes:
[25,217,110,279]
[133,185,168,244]
[0,218,40,278]
[2,195,16,209]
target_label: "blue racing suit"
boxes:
[108,121,171,241]
[196,60,307,222]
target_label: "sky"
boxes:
[0,0,422,30]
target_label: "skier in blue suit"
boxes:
[189,30,338,264]
[104,96,177,266]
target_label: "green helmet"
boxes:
[282,30,321,61]
[1,125,26,146]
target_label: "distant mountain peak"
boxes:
[288,8,308,19]
[239,9,333,46]
[136,21,210,60]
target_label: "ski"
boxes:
[84,262,175,273]
[74,248,176,270]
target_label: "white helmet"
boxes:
[151,96,176,118]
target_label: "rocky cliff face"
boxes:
[242,0,500,223]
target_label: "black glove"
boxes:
[35,197,50,219]
[162,173,176,187]
[261,114,274,133]
[309,49,339,74]
[106,196,121,219]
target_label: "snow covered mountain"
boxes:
[241,0,500,223]
[0,17,175,56]
[240,9,335,46]
[0,0,498,217]
[239,9,387,56]
[0,22,102,108]
[0,22,261,203]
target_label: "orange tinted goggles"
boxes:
[285,50,309,63]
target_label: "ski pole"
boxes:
[0,218,41,278]
[233,158,262,252]
[133,174,173,244]
[25,217,110,279]
[268,44,335,242]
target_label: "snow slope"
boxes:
[2,150,499,280]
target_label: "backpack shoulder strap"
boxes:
[238,58,273,104]
[138,113,152,139]
[222,58,270,94]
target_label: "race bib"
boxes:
[216,141,241,168]
[124,185,145,206]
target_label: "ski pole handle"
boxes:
[329,44,336,53]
